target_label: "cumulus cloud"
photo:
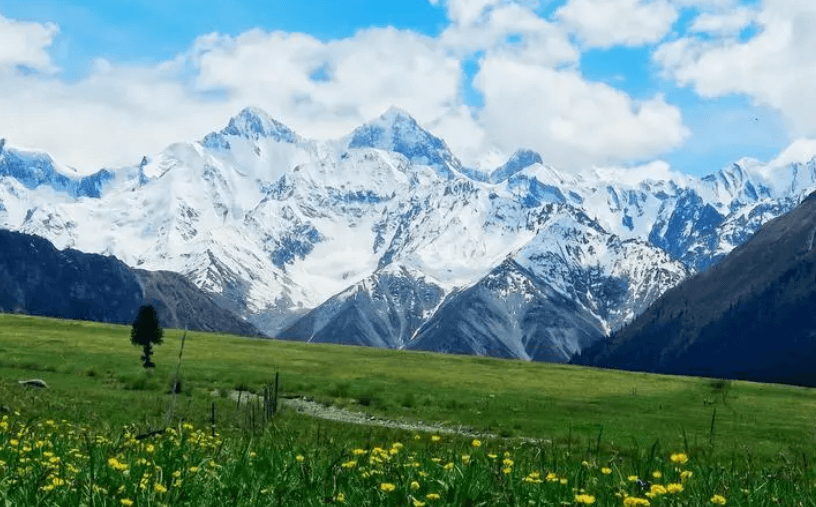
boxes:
[556,0,678,48]
[0,5,690,174]
[689,6,757,36]
[0,13,59,73]
[655,0,816,139]
[769,138,816,167]
[475,57,689,169]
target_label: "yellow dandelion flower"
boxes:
[392,442,403,449]
[154,483,168,494]
[652,471,662,479]
[120,500,134,507]
[650,484,667,496]
[574,493,596,504]
[471,439,482,448]
[461,455,471,465]
[546,472,558,482]
[623,498,651,507]
[342,460,356,469]
[380,482,396,493]
[601,467,612,475]
[352,449,367,456]
[146,444,155,454]
[680,470,693,482]
[335,492,345,503]
[426,493,441,501]
[628,475,639,482]
[443,462,454,471]
[412,500,426,507]
[666,483,683,494]
[431,435,441,442]
[502,467,513,474]
[503,458,514,467]
[296,455,305,463]
[488,453,498,459]
[411,480,421,490]
[560,478,568,485]
[670,453,689,465]
[189,466,199,473]
[711,494,727,505]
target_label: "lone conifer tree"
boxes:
[131,305,163,369]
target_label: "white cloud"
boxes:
[556,0,678,48]
[475,56,689,170]
[655,0,816,139]
[0,5,690,175]
[689,6,756,36]
[769,138,816,167]
[441,3,578,66]
[0,13,58,73]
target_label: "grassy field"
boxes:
[3,313,816,505]
[1,313,815,458]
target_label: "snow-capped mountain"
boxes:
[2,106,815,363]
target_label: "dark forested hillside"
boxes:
[0,229,261,336]
[573,191,816,386]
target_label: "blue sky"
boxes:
[0,0,813,176]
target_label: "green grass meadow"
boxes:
[1,313,816,505]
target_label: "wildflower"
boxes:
[443,462,454,471]
[680,470,693,482]
[546,472,559,482]
[412,500,426,507]
[380,483,396,493]
[560,478,568,485]
[414,434,422,440]
[342,460,356,469]
[666,483,683,494]
[601,467,612,475]
[146,444,155,454]
[249,451,257,458]
[335,492,345,503]
[503,458,514,467]
[574,493,596,504]
[711,494,727,505]
[411,481,421,490]
[296,455,305,463]
[502,467,513,474]
[392,442,403,449]
[471,439,482,448]
[488,453,498,459]
[461,455,471,465]
[651,471,662,479]
[628,475,639,482]
[352,449,367,456]
[649,484,667,496]
[431,435,441,443]
[426,493,441,500]
[120,500,134,507]
[154,483,168,494]
[670,453,689,465]
[623,498,651,507]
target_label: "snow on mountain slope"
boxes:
[3,105,816,362]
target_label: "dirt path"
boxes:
[218,389,501,439]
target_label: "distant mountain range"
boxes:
[0,229,260,336]
[573,190,816,386]
[1,106,815,362]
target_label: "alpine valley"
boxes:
[1,107,815,362]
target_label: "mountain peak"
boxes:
[219,106,299,144]
[490,149,544,183]
[348,107,462,176]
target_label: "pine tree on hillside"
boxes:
[131,305,163,369]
